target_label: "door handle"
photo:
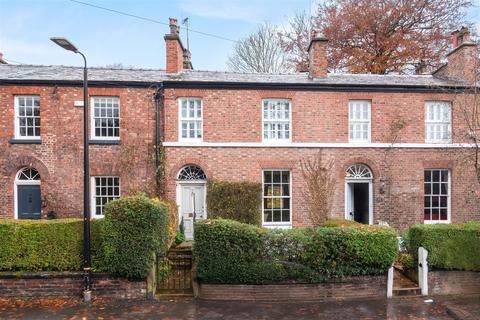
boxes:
[349,212,353,216]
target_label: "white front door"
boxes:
[179,183,206,240]
[344,181,373,224]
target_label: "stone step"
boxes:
[393,287,422,296]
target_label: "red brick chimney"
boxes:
[433,27,477,84]
[308,32,329,78]
[164,18,192,73]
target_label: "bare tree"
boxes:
[227,23,293,73]
[279,12,312,72]
[300,151,336,226]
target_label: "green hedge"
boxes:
[408,222,480,271]
[207,180,262,225]
[102,195,170,279]
[194,219,398,284]
[0,218,105,272]
[0,219,82,271]
[322,218,362,228]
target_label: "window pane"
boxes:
[264,171,272,183]
[272,171,281,183]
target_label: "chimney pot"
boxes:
[451,30,459,48]
[164,17,192,73]
[169,17,179,35]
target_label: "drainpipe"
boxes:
[154,85,164,196]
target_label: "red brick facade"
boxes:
[0,85,157,218]
[0,24,478,231]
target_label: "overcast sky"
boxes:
[1,0,479,71]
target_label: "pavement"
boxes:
[0,295,478,320]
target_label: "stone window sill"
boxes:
[9,138,42,145]
[89,140,121,145]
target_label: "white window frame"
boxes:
[14,95,41,140]
[348,100,371,143]
[178,97,203,142]
[424,169,451,224]
[425,101,452,143]
[90,96,120,141]
[90,176,120,219]
[262,169,292,228]
[262,99,292,143]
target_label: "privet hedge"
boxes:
[0,219,103,272]
[207,180,262,225]
[408,222,480,271]
[194,219,398,284]
[0,195,171,278]
[102,195,170,279]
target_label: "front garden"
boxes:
[194,218,398,284]
[0,195,172,279]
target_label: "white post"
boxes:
[418,247,429,296]
[387,266,394,298]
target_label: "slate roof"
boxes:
[0,64,466,88]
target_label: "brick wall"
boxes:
[0,85,157,219]
[1,83,479,229]
[197,275,387,301]
[165,147,479,230]
[429,270,480,296]
[0,272,146,299]
[163,88,471,144]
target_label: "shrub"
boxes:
[194,219,398,284]
[102,195,169,279]
[407,222,480,271]
[152,198,178,248]
[396,252,415,270]
[322,218,362,228]
[0,219,84,271]
[207,180,262,225]
[175,230,185,245]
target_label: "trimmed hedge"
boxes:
[0,218,106,272]
[194,219,398,284]
[408,222,480,271]
[102,195,170,279]
[0,219,80,271]
[207,180,262,225]
[322,218,362,228]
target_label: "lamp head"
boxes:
[50,37,78,53]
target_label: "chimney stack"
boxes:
[434,27,477,84]
[308,32,329,78]
[164,18,193,73]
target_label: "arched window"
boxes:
[345,164,372,179]
[177,165,207,181]
[16,167,41,181]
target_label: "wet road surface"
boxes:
[0,295,478,319]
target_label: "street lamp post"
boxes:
[50,37,92,302]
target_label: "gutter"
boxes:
[0,79,472,93]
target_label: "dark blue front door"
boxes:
[18,185,41,219]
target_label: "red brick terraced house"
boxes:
[1,19,479,239]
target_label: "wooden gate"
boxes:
[157,246,193,295]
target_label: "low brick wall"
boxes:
[0,272,146,299]
[429,270,480,296]
[197,276,387,301]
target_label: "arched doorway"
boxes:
[15,167,41,219]
[344,164,373,224]
[176,165,207,240]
